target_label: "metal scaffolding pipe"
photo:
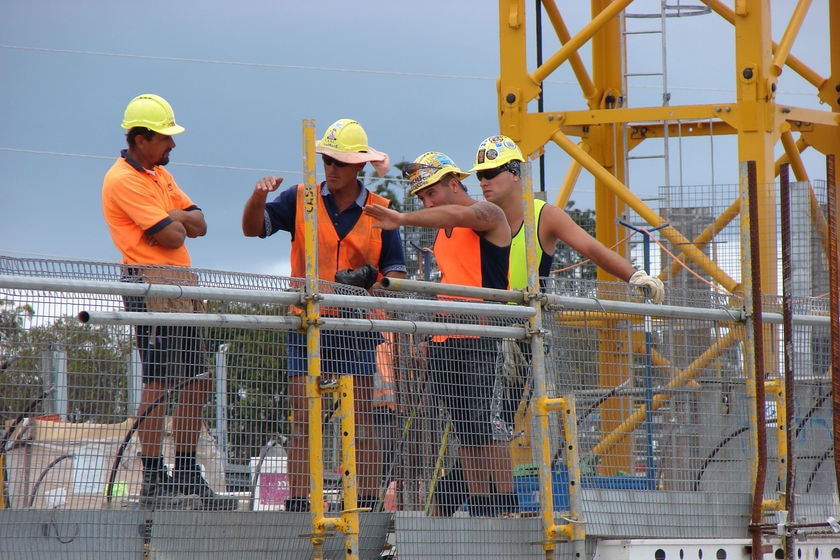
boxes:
[77,310,527,340]
[0,274,302,307]
[2,274,535,320]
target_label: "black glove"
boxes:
[334,264,378,290]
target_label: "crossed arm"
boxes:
[149,208,207,248]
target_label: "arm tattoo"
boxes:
[472,202,500,224]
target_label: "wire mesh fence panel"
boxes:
[1,254,838,559]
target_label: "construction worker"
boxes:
[472,135,666,505]
[241,118,407,512]
[472,134,666,300]
[363,151,519,517]
[102,94,236,510]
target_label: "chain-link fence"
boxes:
[0,254,837,559]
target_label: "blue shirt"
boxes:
[263,181,407,276]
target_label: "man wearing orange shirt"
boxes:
[102,93,235,510]
[363,151,517,517]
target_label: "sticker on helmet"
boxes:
[485,148,499,161]
[322,121,346,148]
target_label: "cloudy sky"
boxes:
[0,1,831,276]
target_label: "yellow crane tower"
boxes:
[496,0,840,477]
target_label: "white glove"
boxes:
[629,270,665,304]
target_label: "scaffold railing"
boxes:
[0,255,837,560]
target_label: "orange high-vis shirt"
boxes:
[102,156,197,266]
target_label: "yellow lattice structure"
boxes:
[496,1,839,552]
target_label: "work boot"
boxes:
[171,465,238,511]
[138,468,183,510]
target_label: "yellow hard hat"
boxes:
[315,119,388,162]
[121,94,185,136]
[404,151,470,196]
[315,118,390,176]
[468,135,524,172]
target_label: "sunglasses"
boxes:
[322,155,350,168]
[475,163,511,181]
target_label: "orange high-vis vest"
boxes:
[431,227,510,342]
[289,184,389,280]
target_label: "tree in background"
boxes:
[552,201,599,280]
[204,300,290,465]
[0,298,131,424]
[0,299,37,419]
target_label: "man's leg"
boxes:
[137,381,167,458]
[137,380,178,508]
[133,321,179,508]
[167,326,237,510]
[171,376,211,451]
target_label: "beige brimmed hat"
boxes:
[315,118,390,176]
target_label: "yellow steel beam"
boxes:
[733,9,781,480]
[556,152,583,209]
[534,0,632,88]
[592,326,746,457]
[777,126,810,182]
[825,2,840,109]
[798,121,840,157]
[497,0,838,520]
[498,0,540,143]
[301,120,359,559]
[558,104,736,127]
[301,120,329,550]
[703,0,826,91]
[783,107,840,128]
[552,129,740,294]
[588,0,632,476]
[770,0,812,78]
[541,1,597,107]
[765,378,788,510]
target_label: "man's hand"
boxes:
[629,270,665,304]
[253,176,283,196]
[243,176,283,237]
[363,204,402,230]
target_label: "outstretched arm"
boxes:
[540,204,664,303]
[364,201,509,245]
[364,203,474,230]
[540,204,635,280]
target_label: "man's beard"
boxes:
[155,152,170,166]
